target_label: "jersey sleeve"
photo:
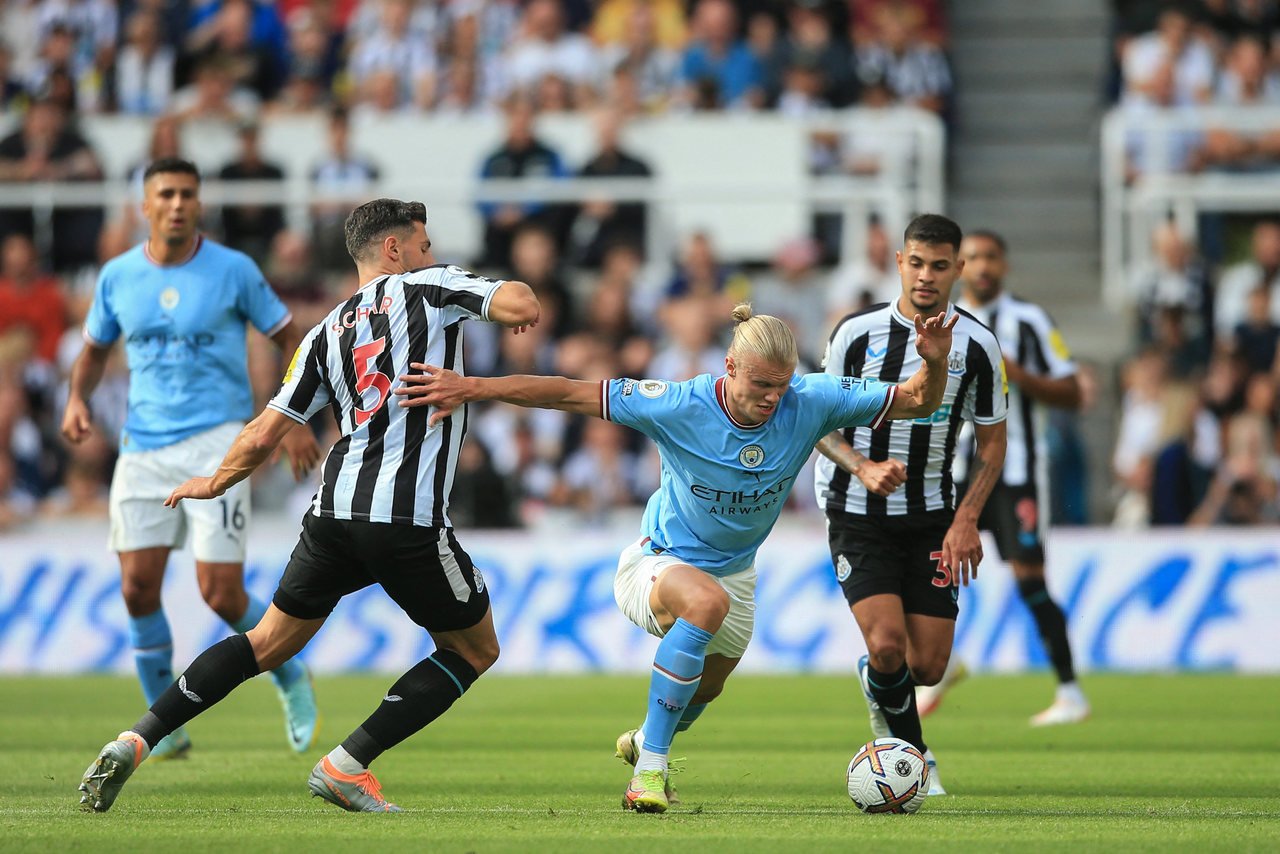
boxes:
[419,265,507,325]
[266,321,331,424]
[1029,308,1077,380]
[601,378,680,439]
[962,333,1009,426]
[812,374,897,433]
[82,266,120,346]
[237,258,292,337]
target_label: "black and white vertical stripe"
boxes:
[815,301,1008,516]
[955,292,1076,490]
[267,264,504,527]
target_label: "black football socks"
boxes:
[340,649,479,768]
[866,661,927,753]
[132,634,261,748]
[1018,576,1076,684]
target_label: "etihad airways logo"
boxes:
[689,477,792,516]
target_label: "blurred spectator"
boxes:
[502,0,599,105]
[0,234,68,364]
[33,0,119,111]
[345,0,438,46]
[25,23,91,112]
[1214,220,1280,337]
[508,224,576,338]
[0,448,37,530]
[38,431,109,518]
[826,216,900,320]
[111,10,176,115]
[853,2,951,114]
[264,230,330,327]
[347,0,437,110]
[852,0,946,48]
[591,0,687,50]
[0,45,28,110]
[664,230,751,310]
[1121,4,1214,107]
[676,0,764,110]
[1122,59,1203,177]
[217,121,286,264]
[1232,286,1280,375]
[436,56,492,115]
[309,106,379,271]
[597,1,681,113]
[650,294,725,381]
[185,0,284,101]
[570,243,653,376]
[1148,381,1215,525]
[1129,221,1212,350]
[780,0,854,108]
[554,417,646,521]
[1197,34,1280,170]
[449,438,520,528]
[477,96,567,269]
[571,108,652,267]
[168,55,261,123]
[533,72,576,112]
[1197,0,1279,48]
[1112,348,1167,526]
[0,98,104,271]
[749,235,828,365]
[1,0,43,85]
[746,10,787,107]
[1191,372,1280,524]
[280,4,344,93]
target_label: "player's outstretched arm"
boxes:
[164,408,299,507]
[486,281,541,333]
[61,343,111,444]
[885,311,956,419]
[269,322,322,480]
[940,420,1007,586]
[816,431,906,497]
[393,363,602,425]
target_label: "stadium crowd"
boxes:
[9,0,1280,532]
[1111,1,1280,527]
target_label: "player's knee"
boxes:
[451,637,500,676]
[683,588,730,633]
[910,657,948,687]
[865,630,907,668]
[201,584,248,623]
[120,578,162,615]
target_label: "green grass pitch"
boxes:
[3,673,1278,852]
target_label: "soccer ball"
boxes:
[846,737,929,814]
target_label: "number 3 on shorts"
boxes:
[930,550,953,588]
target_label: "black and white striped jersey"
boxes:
[267,264,506,527]
[814,301,1008,516]
[954,292,1076,489]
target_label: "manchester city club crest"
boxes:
[159,287,180,311]
[738,444,765,468]
[836,554,852,582]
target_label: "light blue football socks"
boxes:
[129,609,175,705]
[636,619,714,773]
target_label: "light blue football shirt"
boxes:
[83,236,291,452]
[604,372,896,576]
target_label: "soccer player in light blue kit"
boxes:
[61,158,322,758]
[394,301,956,812]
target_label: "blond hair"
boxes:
[728,302,797,367]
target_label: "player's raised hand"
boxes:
[278,425,321,481]
[394,363,468,425]
[854,458,908,497]
[913,311,957,366]
[61,397,94,444]
[164,476,222,508]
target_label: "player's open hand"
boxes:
[278,426,321,481]
[940,519,982,587]
[913,311,957,366]
[164,476,222,508]
[854,458,907,497]
[394,363,468,426]
[61,396,93,444]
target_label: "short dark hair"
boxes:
[965,229,1007,254]
[344,198,427,262]
[143,157,200,184]
[903,213,962,252]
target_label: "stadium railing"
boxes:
[1101,106,1280,308]
[0,108,944,267]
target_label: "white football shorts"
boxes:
[108,421,251,563]
[613,537,757,659]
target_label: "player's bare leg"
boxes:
[119,547,192,759]
[199,561,319,751]
[311,608,500,813]
[1011,560,1089,726]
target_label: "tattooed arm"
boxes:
[940,420,1007,586]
